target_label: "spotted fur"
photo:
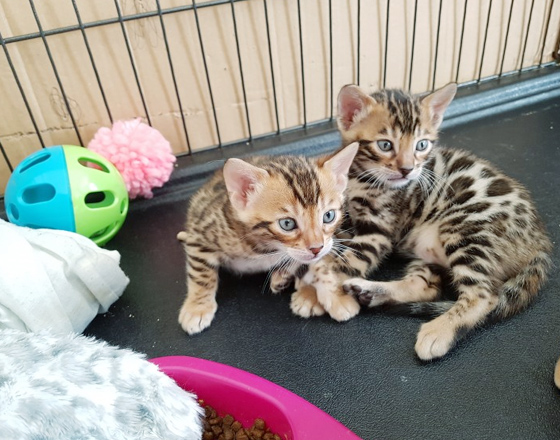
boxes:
[295,83,552,360]
[177,143,358,334]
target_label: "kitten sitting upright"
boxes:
[177,143,358,334]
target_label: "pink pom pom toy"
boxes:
[87,118,176,199]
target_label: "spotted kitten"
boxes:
[177,143,358,334]
[294,83,552,360]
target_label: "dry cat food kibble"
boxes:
[200,402,282,440]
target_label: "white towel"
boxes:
[0,219,129,333]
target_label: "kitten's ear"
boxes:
[223,158,269,210]
[337,85,372,131]
[421,82,457,129]
[322,142,359,192]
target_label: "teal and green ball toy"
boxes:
[4,145,129,246]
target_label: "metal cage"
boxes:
[0,0,559,196]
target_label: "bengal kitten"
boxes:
[177,143,358,335]
[293,83,552,360]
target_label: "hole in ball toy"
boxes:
[89,222,118,240]
[9,204,20,220]
[78,158,109,173]
[120,199,127,214]
[85,192,105,204]
[22,184,56,204]
[90,226,109,239]
[85,191,115,208]
[19,151,51,174]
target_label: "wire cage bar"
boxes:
[0,0,558,196]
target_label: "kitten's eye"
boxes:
[376,140,393,152]
[323,209,336,224]
[416,139,431,151]
[278,218,297,231]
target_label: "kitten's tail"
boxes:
[492,251,552,320]
[381,301,454,318]
[383,251,552,321]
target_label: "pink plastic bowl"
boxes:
[151,356,362,440]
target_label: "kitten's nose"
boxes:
[399,167,413,177]
[309,246,323,256]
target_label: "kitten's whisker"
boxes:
[337,241,363,257]
[417,173,430,196]
[262,253,294,295]
[333,238,357,249]
[357,168,389,191]
[416,169,442,199]
[355,168,375,180]
[364,171,386,191]
[330,241,359,266]
[262,270,274,295]
[422,168,449,198]
[334,250,352,268]
[329,245,347,263]
[272,254,292,272]
[335,227,354,239]
[334,243,359,259]
[424,171,442,190]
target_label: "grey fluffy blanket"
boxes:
[0,330,202,439]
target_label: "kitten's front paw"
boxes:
[178,301,218,335]
[270,270,294,294]
[343,278,390,307]
[326,292,360,322]
[415,315,457,361]
[290,285,325,318]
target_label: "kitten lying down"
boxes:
[177,142,359,335]
[291,82,552,361]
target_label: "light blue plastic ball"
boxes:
[4,145,129,246]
